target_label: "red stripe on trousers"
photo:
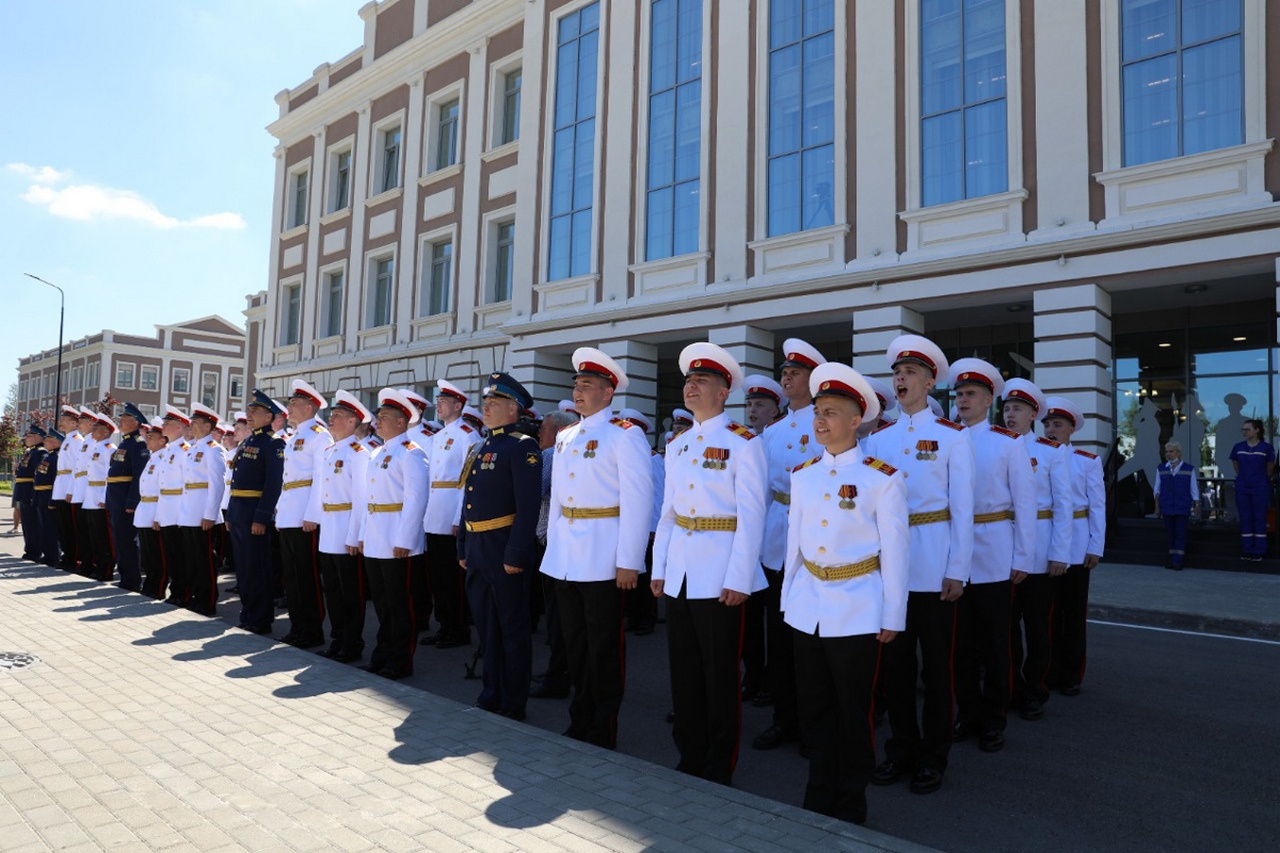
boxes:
[729,603,746,775]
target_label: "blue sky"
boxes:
[1,1,364,398]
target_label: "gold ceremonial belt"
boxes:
[56,469,72,475]
[282,479,313,491]
[908,509,951,526]
[1036,509,1054,520]
[675,515,738,532]
[88,481,106,487]
[430,480,461,489]
[368,503,404,513]
[802,553,880,582]
[74,472,87,478]
[160,489,184,496]
[184,483,209,490]
[231,489,263,498]
[1072,508,1090,519]
[561,506,620,519]
[139,496,159,503]
[107,476,132,483]
[973,510,1014,524]
[34,485,52,491]
[466,514,516,533]
[772,491,791,506]
[14,478,34,483]
[323,503,353,512]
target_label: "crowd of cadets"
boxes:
[9,333,1106,828]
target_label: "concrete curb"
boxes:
[1088,604,1280,641]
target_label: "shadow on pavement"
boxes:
[133,617,232,646]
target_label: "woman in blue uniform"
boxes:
[1229,419,1275,561]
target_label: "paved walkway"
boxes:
[0,542,935,853]
[1090,561,1280,639]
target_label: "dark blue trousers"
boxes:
[19,499,41,559]
[466,559,532,715]
[106,499,141,590]
[228,500,274,632]
[1163,514,1189,567]
[1236,490,1268,556]
[38,499,61,566]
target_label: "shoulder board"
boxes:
[516,432,536,442]
[310,423,325,433]
[864,457,898,476]
[402,439,417,449]
[460,424,474,434]
[609,417,636,430]
[937,418,963,431]
[1074,448,1098,459]
[872,421,895,435]
[727,422,756,440]
[1035,436,1061,448]
[990,424,1020,439]
[349,441,364,452]
[792,457,822,474]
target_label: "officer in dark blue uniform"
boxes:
[106,402,150,591]
[13,423,47,561]
[458,372,542,721]
[34,429,63,566]
[228,391,286,634]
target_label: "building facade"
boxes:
[16,316,247,423]
[258,0,1280,540]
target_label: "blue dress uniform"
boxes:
[106,403,150,591]
[457,373,542,720]
[34,433,63,566]
[228,391,286,633]
[14,425,47,561]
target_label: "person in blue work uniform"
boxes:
[458,372,543,722]
[106,402,150,592]
[1154,441,1199,571]
[13,423,47,561]
[34,429,64,566]
[1229,419,1275,562]
[227,391,286,634]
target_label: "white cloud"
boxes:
[8,162,246,231]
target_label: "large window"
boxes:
[330,149,352,213]
[646,0,702,260]
[200,371,218,409]
[280,283,301,346]
[367,256,394,328]
[767,0,835,236]
[115,361,136,390]
[501,69,522,144]
[70,364,83,391]
[229,376,243,400]
[139,364,159,392]
[547,3,601,281]
[321,270,344,338]
[435,99,460,171]
[86,361,99,392]
[493,220,516,302]
[920,0,1007,207]
[288,169,308,229]
[171,367,189,394]
[377,125,402,193]
[421,241,453,316]
[1121,0,1242,167]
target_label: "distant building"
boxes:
[16,316,247,423]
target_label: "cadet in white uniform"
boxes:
[421,379,482,648]
[357,389,430,679]
[617,407,664,635]
[1041,396,1106,696]
[949,358,1035,753]
[82,413,118,582]
[755,338,828,751]
[542,348,654,749]
[304,390,373,663]
[400,387,438,635]
[179,404,228,616]
[1001,379,1072,721]
[867,335,974,795]
[69,407,97,575]
[153,406,191,603]
[652,342,768,786]
[52,405,81,569]
[782,362,907,827]
[135,421,167,598]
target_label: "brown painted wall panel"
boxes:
[330,56,362,87]
[327,112,359,143]
[425,53,470,93]
[418,171,465,233]
[1085,0,1104,223]
[429,0,471,28]
[277,234,308,278]
[1266,0,1280,195]
[374,0,415,59]
[285,139,312,168]
[289,85,318,112]
[1020,0,1037,234]
[372,85,411,124]
[844,3,857,261]
[895,0,907,254]
[488,23,523,61]
[113,334,157,348]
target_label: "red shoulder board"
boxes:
[791,457,822,474]
[728,422,756,440]
[609,417,636,430]
[872,421,895,435]
[349,441,365,452]
[460,424,474,434]
[1074,448,1098,460]
[991,424,1020,439]
[937,418,963,431]
[863,457,898,476]
[402,439,415,449]
[1036,436,1061,448]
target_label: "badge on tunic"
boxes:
[526,451,539,466]
[333,460,344,473]
[839,484,858,509]
[444,438,455,450]
[799,434,809,449]
[584,439,599,459]
[293,439,306,451]
[703,447,729,470]
[381,455,392,469]
[1030,456,1038,472]
[194,452,203,462]
[915,440,938,460]
[481,452,498,470]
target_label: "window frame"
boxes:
[279,279,303,346]
[318,263,347,339]
[365,252,397,329]
[139,363,159,392]
[371,114,405,196]
[487,53,524,151]
[326,138,355,214]
[424,83,466,174]
[417,227,456,317]
[115,360,136,391]
[86,361,100,392]
[229,375,244,400]
[171,367,190,395]
[286,162,311,230]
[200,371,219,409]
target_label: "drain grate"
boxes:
[0,651,40,670]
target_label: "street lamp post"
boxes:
[24,274,66,423]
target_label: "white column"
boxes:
[600,0,638,303]
[713,1,750,283]
[300,128,327,355]
[263,148,288,368]
[851,305,924,380]
[454,42,490,335]
[509,344,572,418]
[600,339,659,435]
[1030,0,1091,238]
[345,105,373,354]
[709,325,775,423]
[395,78,426,344]
[853,1,899,262]
[1033,284,1113,454]
[511,1,547,322]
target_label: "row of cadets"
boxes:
[542,348,654,748]
[457,373,542,720]
[616,406,664,636]
[106,402,149,592]
[68,406,98,574]
[276,379,333,648]
[33,427,65,567]
[400,387,436,637]
[782,361,908,826]
[652,343,768,786]
[52,405,82,568]
[357,388,429,679]
[13,423,47,561]
[862,334,975,795]
[155,406,193,604]
[949,359,1035,753]
[1001,379,1073,720]
[304,390,374,663]
[82,410,119,584]
[136,417,169,598]
[227,391,286,635]
[754,339,828,752]
[422,379,482,649]
[180,404,227,616]
[738,375,781,707]
[1040,396,1106,696]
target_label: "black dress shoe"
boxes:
[1059,683,1082,697]
[1021,699,1044,721]
[317,646,342,658]
[277,633,298,645]
[377,667,410,680]
[333,650,363,663]
[241,624,272,636]
[979,730,1005,752]
[529,681,570,699]
[752,724,799,750]
[872,759,913,786]
[293,636,325,649]
[909,766,944,794]
[952,720,976,742]
[418,632,443,646]
[435,633,471,649]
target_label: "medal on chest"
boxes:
[702,447,728,470]
[333,459,344,474]
[380,455,393,469]
[443,438,455,451]
[583,440,599,459]
[1030,456,1039,472]
[293,438,306,451]
[916,440,938,461]
[839,484,858,509]
[481,452,498,470]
